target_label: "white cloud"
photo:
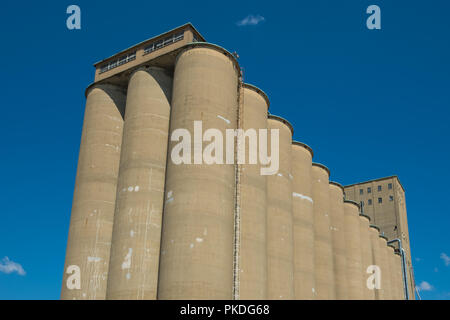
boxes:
[236,14,265,27]
[416,281,433,291]
[441,253,450,266]
[0,257,26,276]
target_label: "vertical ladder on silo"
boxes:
[233,68,244,300]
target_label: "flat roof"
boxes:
[344,175,405,193]
[93,23,206,67]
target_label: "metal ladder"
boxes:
[233,67,244,300]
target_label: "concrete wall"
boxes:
[238,84,269,299]
[378,236,392,300]
[266,116,294,299]
[106,67,172,299]
[291,142,315,300]
[369,225,383,300]
[343,201,364,299]
[386,245,398,300]
[394,252,405,300]
[311,163,335,300]
[157,46,239,299]
[62,84,126,300]
[359,214,375,300]
[329,183,348,300]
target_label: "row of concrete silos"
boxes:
[62,42,406,300]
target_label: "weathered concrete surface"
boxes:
[291,142,315,300]
[344,201,364,299]
[329,183,348,300]
[386,245,398,300]
[238,84,269,300]
[311,163,335,300]
[266,116,294,300]
[157,45,239,299]
[378,236,392,300]
[369,225,383,299]
[62,84,126,300]
[106,67,172,299]
[359,214,376,300]
[394,252,405,300]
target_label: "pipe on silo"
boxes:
[62,83,126,300]
[329,182,348,300]
[388,238,410,300]
[343,200,364,299]
[378,235,392,300]
[157,44,239,299]
[359,214,375,300]
[237,84,269,299]
[266,115,294,300]
[311,163,335,300]
[291,142,315,300]
[106,67,172,299]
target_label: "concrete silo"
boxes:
[359,214,375,300]
[157,43,239,299]
[291,141,315,300]
[343,200,364,299]
[368,225,383,299]
[61,84,126,300]
[311,163,335,300]
[328,182,348,300]
[394,252,405,300]
[62,24,418,301]
[106,67,172,299]
[378,235,392,300]
[386,244,397,300]
[238,84,269,299]
[266,115,294,300]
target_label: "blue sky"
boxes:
[0,0,449,300]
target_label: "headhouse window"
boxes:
[144,32,184,55]
[99,51,136,74]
